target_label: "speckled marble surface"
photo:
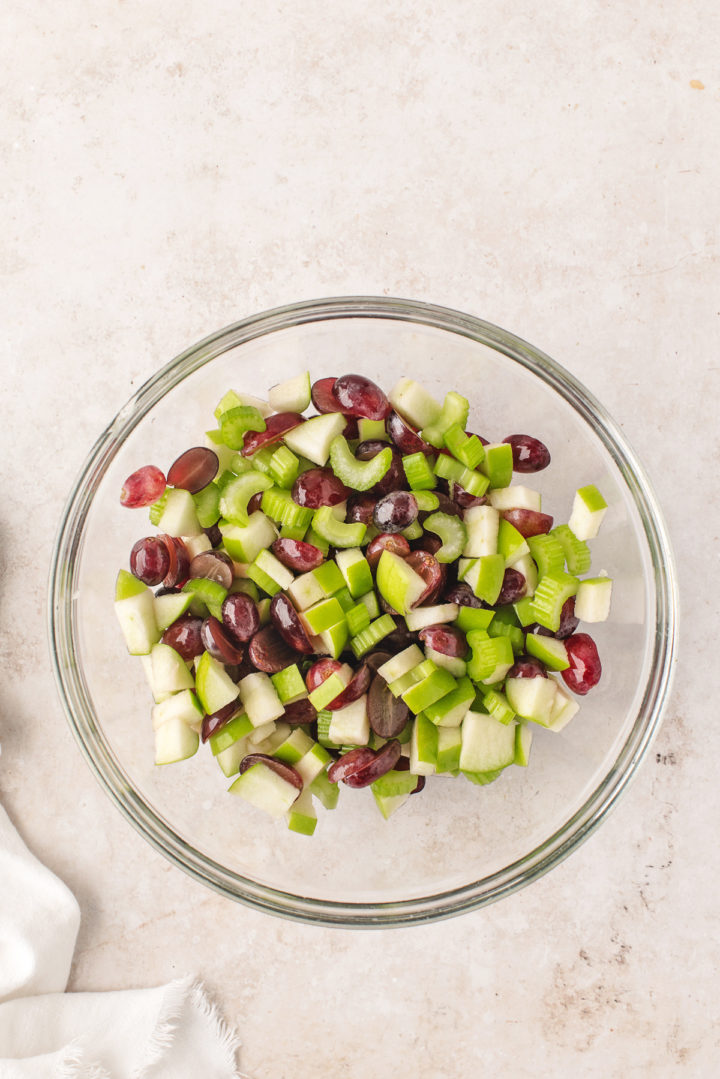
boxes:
[2,2,718,1075]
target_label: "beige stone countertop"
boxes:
[2,2,718,1075]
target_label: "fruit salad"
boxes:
[114,372,611,834]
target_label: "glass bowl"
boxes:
[49,297,677,927]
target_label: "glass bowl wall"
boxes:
[50,297,676,926]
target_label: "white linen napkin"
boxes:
[0,805,244,1078]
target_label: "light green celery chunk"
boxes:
[531,572,579,632]
[329,436,392,491]
[350,614,395,658]
[442,422,485,470]
[527,533,565,577]
[182,578,227,619]
[421,391,469,448]
[478,687,516,725]
[372,769,419,798]
[219,405,266,450]
[220,471,273,526]
[467,635,514,684]
[311,506,366,548]
[401,520,423,541]
[413,490,440,512]
[346,602,371,636]
[261,488,314,529]
[402,452,436,491]
[422,512,468,563]
[269,445,300,488]
[551,524,592,575]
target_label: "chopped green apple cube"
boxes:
[335,548,374,597]
[208,712,253,754]
[286,789,318,835]
[151,689,204,730]
[409,713,439,775]
[525,633,570,671]
[328,695,370,746]
[388,378,442,429]
[228,762,300,819]
[154,717,199,765]
[459,711,516,773]
[237,671,285,727]
[195,652,240,715]
[462,505,500,557]
[574,576,613,623]
[488,485,542,511]
[282,412,347,466]
[376,549,426,615]
[150,642,194,694]
[505,676,558,726]
[568,484,608,541]
[268,371,311,413]
[404,603,459,632]
[114,572,160,655]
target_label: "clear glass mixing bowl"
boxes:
[49,297,677,927]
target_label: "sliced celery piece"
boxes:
[182,578,227,619]
[443,422,485,470]
[261,488,314,530]
[420,391,469,448]
[329,436,392,491]
[531,572,579,632]
[402,452,436,491]
[193,482,221,528]
[220,471,274,526]
[527,533,566,577]
[551,524,592,575]
[422,512,468,563]
[311,506,366,548]
[349,614,396,658]
[219,405,266,450]
[269,445,300,489]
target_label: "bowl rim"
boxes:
[48,295,678,927]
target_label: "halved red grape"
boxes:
[366,533,411,570]
[189,550,233,590]
[162,613,204,661]
[365,650,394,673]
[451,483,487,509]
[167,447,219,493]
[503,434,551,473]
[412,533,443,556]
[405,550,446,606]
[311,376,343,413]
[496,568,527,605]
[327,746,376,784]
[342,740,402,788]
[201,617,245,664]
[204,524,223,548]
[411,775,426,795]
[386,410,432,455]
[248,625,300,673]
[130,536,170,585]
[241,412,305,457]
[367,674,410,737]
[291,467,349,508]
[269,593,314,654]
[561,633,602,695]
[306,658,342,692]
[355,441,406,495]
[325,661,372,710]
[221,592,260,644]
[417,624,468,658]
[507,656,547,679]
[201,701,240,743]
[120,465,166,508]
[373,491,418,533]
[160,535,190,588]
[334,374,391,421]
[239,753,303,790]
[346,493,376,524]
[271,538,325,572]
[442,581,485,608]
[247,491,265,514]
[282,699,318,727]
[501,508,554,538]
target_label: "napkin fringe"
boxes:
[135,976,243,1078]
[57,1039,110,1079]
